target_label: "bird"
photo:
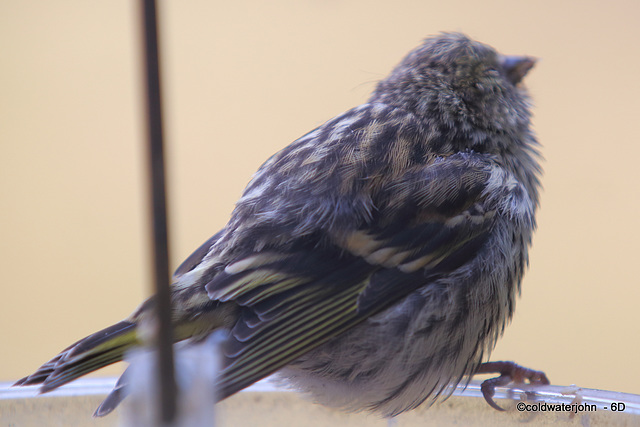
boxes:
[15,32,548,418]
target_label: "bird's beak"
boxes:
[500,55,537,85]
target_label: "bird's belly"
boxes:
[278,224,525,417]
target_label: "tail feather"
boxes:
[93,365,131,417]
[15,321,138,392]
[16,299,233,417]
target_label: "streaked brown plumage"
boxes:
[17,32,546,417]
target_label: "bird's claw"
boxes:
[476,361,550,411]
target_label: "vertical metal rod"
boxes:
[140,0,177,423]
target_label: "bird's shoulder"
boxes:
[176,100,535,282]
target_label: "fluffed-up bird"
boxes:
[16,32,548,417]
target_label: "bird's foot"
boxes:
[475,361,549,411]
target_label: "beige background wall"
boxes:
[1,0,639,400]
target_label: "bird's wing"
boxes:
[208,151,507,398]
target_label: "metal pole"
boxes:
[140,0,177,423]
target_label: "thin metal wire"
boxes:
[140,0,177,423]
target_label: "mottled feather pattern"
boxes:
[205,147,535,412]
[17,33,542,418]
[165,33,540,414]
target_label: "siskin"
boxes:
[17,32,548,417]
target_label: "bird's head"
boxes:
[371,32,537,153]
